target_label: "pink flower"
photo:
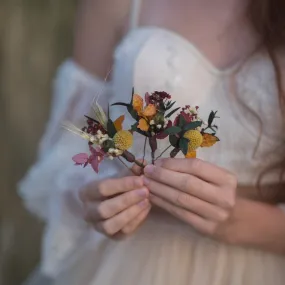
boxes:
[72,146,105,173]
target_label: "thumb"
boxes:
[131,159,147,176]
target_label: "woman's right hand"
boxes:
[79,175,150,237]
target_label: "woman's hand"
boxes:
[214,198,285,252]
[79,176,151,237]
[143,158,237,237]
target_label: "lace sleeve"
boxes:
[17,60,130,277]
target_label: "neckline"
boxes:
[128,26,245,76]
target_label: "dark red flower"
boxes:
[174,106,199,126]
[148,91,172,105]
[156,120,172,139]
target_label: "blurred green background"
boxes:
[0,1,76,284]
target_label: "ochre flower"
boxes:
[142,104,156,117]
[133,94,144,115]
[185,151,197,158]
[114,115,125,131]
[183,130,203,157]
[138,118,149,131]
[201,133,219,147]
[133,94,157,132]
[113,130,134,150]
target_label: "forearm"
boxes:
[235,200,285,254]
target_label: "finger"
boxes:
[144,167,226,207]
[81,176,144,201]
[96,199,150,236]
[150,195,216,235]
[132,159,147,176]
[84,187,149,222]
[156,158,237,187]
[121,204,151,235]
[145,178,228,222]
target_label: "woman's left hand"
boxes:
[143,158,237,237]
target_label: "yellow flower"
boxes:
[113,130,134,151]
[183,130,203,157]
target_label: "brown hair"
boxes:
[247,0,285,202]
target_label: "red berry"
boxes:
[87,119,94,126]
[87,126,93,133]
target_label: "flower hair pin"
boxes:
[62,88,220,173]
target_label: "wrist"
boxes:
[239,202,285,254]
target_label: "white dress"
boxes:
[19,3,285,285]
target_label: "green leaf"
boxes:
[179,138,189,155]
[165,107,180,118]
[164,126,182,135]
[179,114,186,127]
[166,101,171,107]
[208,111,219,126]
[107,119,117,137]
[111,102,130,108]
[130,87,135,105]
[127,105,139,120]
[131,122,138,132]
[169,135,179,147]
[159,101,166,112]
[166,101,176,111]
[183,121,202,131]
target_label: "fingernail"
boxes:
[143,176,150,186]
[144,164,155,175]
[138,199,149,208]
[136,188,148,197]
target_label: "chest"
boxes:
[135,0,256,70]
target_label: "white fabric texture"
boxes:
[18,27,285,284]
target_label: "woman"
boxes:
[20,0,285,284]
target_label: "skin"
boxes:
[79,175,150,236]
[144,159,285,253]
[76,0,285,253]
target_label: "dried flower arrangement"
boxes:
[63,88,220,173]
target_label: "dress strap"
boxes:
[129,0,142,31]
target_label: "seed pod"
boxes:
[170,148,180,158]
[149,137,157,153]
[122,150,135,163]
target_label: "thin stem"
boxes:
[151,152,155,165]
[134,160,145,168]
[117,157,136,174]
[142,137,147,163]
[155,145,172,161]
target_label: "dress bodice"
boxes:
[111,27,285,185]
